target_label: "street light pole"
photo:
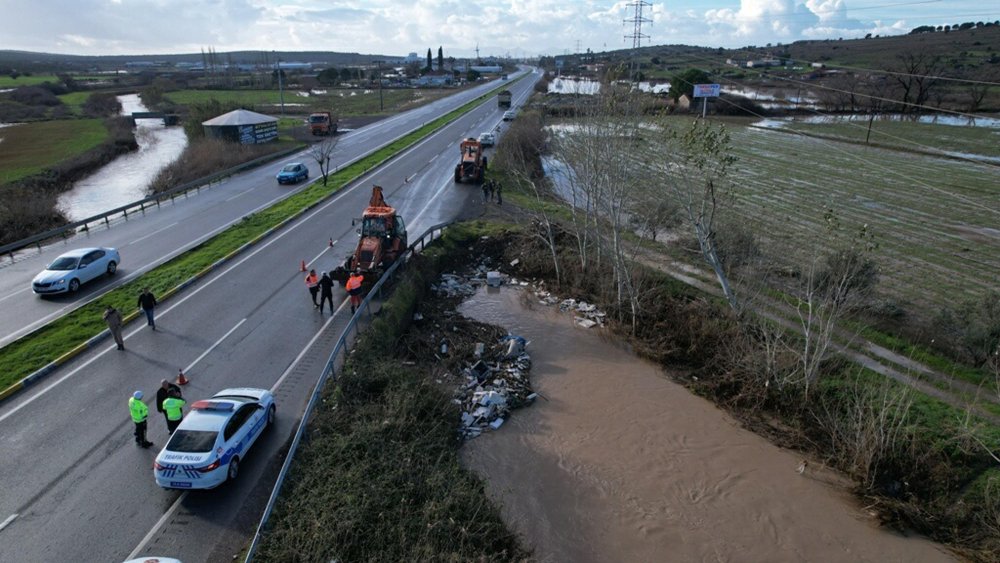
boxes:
[274,51,285,115]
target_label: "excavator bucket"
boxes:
[369,185,388,209]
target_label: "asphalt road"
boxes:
[0,68,540,563]
[0,70,529,348]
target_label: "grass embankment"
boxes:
[253,225,527,561]
[0,80,517,394]
[0,119,108,185]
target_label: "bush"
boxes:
[82,92,122,118]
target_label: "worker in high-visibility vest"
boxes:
[304,269,319,308]
[128,390,153,448]
[346,269,365,314]
[162,389,186,434]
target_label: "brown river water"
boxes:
[458,286,954,563]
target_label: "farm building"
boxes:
[202,109,278,144]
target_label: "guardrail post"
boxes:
[123,209,128,220]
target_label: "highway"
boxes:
[0,71,526,348]
[0,69,540,562]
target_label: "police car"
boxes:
[153,388,275,489]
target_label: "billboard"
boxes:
[693,83,721,98]
[238,121,278,144]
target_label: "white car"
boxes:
[32,246,120,295]
[478,132,496,147]
[502,110,516,121]
[154,388,276,490]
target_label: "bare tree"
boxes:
[891,53,944,113]
[307,135,340,186]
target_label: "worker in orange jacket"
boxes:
[346,269,365,314]
[304,269,319,308]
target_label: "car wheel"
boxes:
[267,404,276,427]
[106,261,117,275]
[68,279,80,293]
[227,456,240,481]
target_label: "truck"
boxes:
[330,185,408,285]
[497,90,512,109]
[454,137,487,184]
[308,112,337,136]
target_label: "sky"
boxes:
[1,0,997,58]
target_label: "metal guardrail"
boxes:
[0,144,303,261]
[244,220,452,562]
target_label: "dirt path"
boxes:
[459,287,955,563]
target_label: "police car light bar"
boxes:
[192,400,235,411]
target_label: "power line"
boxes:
[624,0,652,80]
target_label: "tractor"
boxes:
[331,185,408,285]
[454,137,487,184]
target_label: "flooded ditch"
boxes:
[457,285,954,562]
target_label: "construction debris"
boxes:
[531,291,608,328]
[455,340,535,440]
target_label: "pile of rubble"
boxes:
[535,291,607,328]
[454,335,537,440]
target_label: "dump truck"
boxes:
[497,90,512,109]
[330,185,408,285]
[308,111,337,136]
[454,137,487,184]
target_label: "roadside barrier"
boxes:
[243,221,451,562]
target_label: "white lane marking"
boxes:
[184,319,246,374]
[428,154,438,163]
[226,188,254,202]
[130,222,179,245]
[0,86,485,420]
[270,298,348,393]
[0,287,30,305]
[409,176,458,228]
[125,491,187,560]
[308,244,334,268]
[0,513,17,533]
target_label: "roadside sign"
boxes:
[693,83,721,98]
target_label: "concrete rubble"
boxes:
[454,342,535,440]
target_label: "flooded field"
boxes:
[459,286,954,562]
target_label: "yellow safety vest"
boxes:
[162,397,185,421]
[129,397,148,423]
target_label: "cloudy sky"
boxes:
[1,0,996,58]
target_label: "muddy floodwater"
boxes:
[458,287,953,562]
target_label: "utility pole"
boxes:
[623,0,651,82]
[274,51,285,115]
[373,60,384,112]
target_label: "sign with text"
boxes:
[693,83,721,98]
[238,122,278,145]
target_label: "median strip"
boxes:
[0,75,526,404]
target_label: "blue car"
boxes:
[154,388,276,489]
[276,162,309,184]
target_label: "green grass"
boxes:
[164,89,288,106]
[164,87,463,116]
[0,119,108,184]
[56,91,92,114]
[0,74,61,87]
[0,78,519,394]
[778,118,1000,159]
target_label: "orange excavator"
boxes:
[454,137,487,184]
[331,185,408,285]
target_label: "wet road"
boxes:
[0,69,540,562]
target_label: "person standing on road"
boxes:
[482,181,490,203]
[495,181,503,206]
[346,269,365,314]
[137,288,157,330]
[318,271,335,314]
[162,389,186,434]
[128,391,153,448]
[155,379,182,429]
[103,305,125,351]
[305,269,320,308]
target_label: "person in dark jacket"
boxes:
[318,272,335,314]
[155,379,182,429]
[137,288,157,330]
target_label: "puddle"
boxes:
[458,286,954,562]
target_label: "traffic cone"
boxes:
[176,368,189,386]
[300,260,307,272]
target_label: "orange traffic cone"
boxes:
[176,368,189,386]
[300,260,307,272]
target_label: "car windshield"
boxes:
[47,257,79,271]
[308,115,326,123]
[166,430,218,453]
[282,164,300,172]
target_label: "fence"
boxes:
[0,145,303,262]
[243,220,451,562]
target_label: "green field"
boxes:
[0,74,61,87]
[0,119,108,184]
[164,87,457,116]
[56,91,93,114]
